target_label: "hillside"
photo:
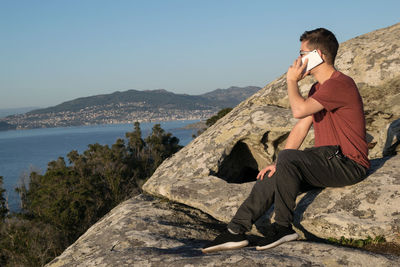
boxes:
[200,86,261,107]
[29,89,210,115]
[1,86,261,130]
[29,86,260,115]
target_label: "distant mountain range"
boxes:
[1,86,261,130]
[28,86,260,115]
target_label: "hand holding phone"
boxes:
[301,50,323,72]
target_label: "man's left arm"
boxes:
[286,58,324,119]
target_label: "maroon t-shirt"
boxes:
[309,71,370,169]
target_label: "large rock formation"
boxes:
[46,195,400,267]
[48,23,400,265]
[143,22,400,244]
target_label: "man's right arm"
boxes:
[284,115,313,150]
[257,116,313,180]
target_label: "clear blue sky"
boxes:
[1,0,399,109]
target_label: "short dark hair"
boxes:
[300,28,339,65]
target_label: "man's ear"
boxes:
[317,49,324,60]
[317,49,326,62]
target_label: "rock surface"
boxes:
[298,156,400,242]
[143,23,400,244]
[46,195,400,267]
[50,23,400,266]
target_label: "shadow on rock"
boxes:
[138,237,208,257]
[292,189,330,243]
[367,156,395,176]
[253,188,325,242]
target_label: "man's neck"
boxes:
[312,64,336,85]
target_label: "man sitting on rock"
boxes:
[202,28,370,253]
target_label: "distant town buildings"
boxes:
[1,102,218,129]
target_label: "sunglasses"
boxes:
[299,50,313,56]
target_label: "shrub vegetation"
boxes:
[0,122,181,266]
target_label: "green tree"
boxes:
[0,218,65,267]
[17,157,97,241]
[125,122,149,186]
[145,124,181,172]
[206,107,233,127]
[11,122,182,266]
[126,121,145,159]
[0,176,8,220]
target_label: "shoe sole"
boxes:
[256,233,299,251]
[201,240,249,253]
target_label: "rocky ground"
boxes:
[47,194,400,267]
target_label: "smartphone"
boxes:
[301,50,323,72]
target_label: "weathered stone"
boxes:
[361,77,400,157]
[50,23,400,266]
[143,23,400,245]
[298,156,400,243]
[46,195,399,267]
